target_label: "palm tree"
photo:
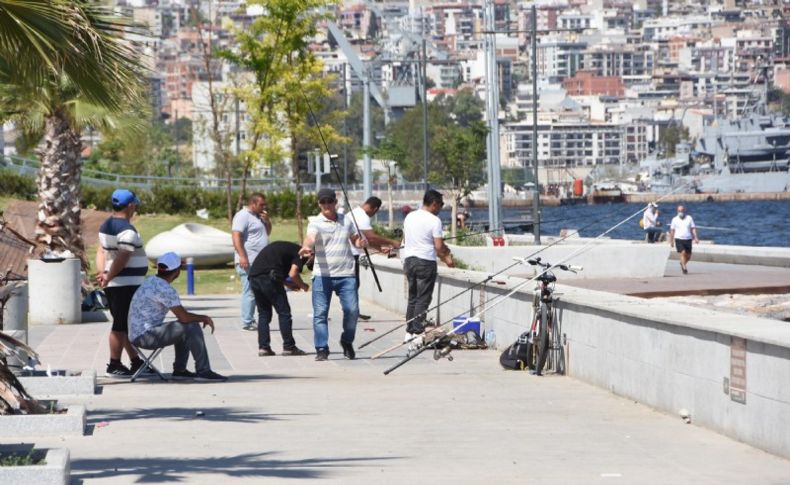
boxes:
[0,0,146,264]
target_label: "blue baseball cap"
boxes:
[111,189,140,207]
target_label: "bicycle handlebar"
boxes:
[514,257,583,273]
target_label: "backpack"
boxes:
[499,332,530,370]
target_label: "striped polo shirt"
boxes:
[98,217,148,287]
[307,213,355,278]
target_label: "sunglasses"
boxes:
[319,198,336,204]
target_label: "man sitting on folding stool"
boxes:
[128,252,227,382]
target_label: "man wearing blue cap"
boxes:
[96,189,150,377]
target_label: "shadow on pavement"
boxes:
[71,452,401,482]
[98,373,315,386]
[87,406,312,424]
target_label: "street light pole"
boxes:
[531,4,541,244]
[421,38,429,191]
[363,75,372,201]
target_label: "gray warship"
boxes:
[642,115,790,194]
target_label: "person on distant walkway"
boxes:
[348,197,400,320]
[642,202,663,243]
[669,205,700,275]
[97,189,148,378]
[402,190,454,337]
[248,241,311,357]
[299,188,368,361]
[232,193,272,331]
[128,252,226,381]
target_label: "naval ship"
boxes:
[642,114,790,194]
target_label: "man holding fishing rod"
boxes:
[300,189,370,361]
[402,190,454,337]
[348,196,401,320]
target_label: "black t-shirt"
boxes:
[249,241,303,280]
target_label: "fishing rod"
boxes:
[358,201,635,350]
[365,227,507,257]
[381,183,694,373]
[300,91,382,293]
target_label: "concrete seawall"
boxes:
[361,256,790,459]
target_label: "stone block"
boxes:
[0,404,86,437]
[0,447,70,485]
[18,370,97,396]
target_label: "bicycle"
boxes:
[514,257,581,376]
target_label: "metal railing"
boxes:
[0,155,431,193]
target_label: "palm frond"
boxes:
[0,0,148,112]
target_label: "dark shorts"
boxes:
[104,285,139,332]
[675,239,692,254]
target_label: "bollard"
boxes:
[186,257,195,295]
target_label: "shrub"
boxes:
[5,170,316,219]
[0,170,36,200]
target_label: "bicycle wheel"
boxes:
[535,303,550,375]
[525,313,539,370]
[551,305,565,375]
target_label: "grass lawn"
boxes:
[0,196,12,212]
[87,213,307,295]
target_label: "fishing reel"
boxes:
[359,255,370,269]
[433,345,454,362]
[431,335,458,362]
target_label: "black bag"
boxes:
[499,332,530,370]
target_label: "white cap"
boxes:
[157,252,181,271]
[648,202,658,208]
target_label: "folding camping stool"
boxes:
[129,343,168,382]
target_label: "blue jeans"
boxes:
[236,264,256,327]
[312,276,359,351]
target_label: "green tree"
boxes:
[223,0,344,240]
[660,125,690,156]
[384,89,486,235]
[0,0,145,264]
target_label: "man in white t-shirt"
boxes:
[669,205,700,275]
[642,202,662,243]
[401,190,454,335]
[348,196,401,320]
[232,192,272,331]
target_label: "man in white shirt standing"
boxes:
[401,190,454,336]
[669,204,700,275]
[349,196,401,320]
[642,202,662,243]
[232,193,272,331]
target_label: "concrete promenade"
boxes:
[12,293,790,484]
[548,260,790,297]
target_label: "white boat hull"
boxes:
[145,223,235,267]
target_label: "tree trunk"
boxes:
[386,163,395,229]
[450,192,458,239]
[225,165,233,223]
[35,111,85,269]
[293,145,304,241]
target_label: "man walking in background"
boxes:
[248,241,310,357]
[348,196,400,320]
[402,190,454,337]
[97,189,149,377]
[669,204,700,275]
[232,193,272,331]
[300,188,367,361]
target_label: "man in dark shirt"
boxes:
[248,241,311,356]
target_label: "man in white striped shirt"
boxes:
[96,189,149,377]
[300,189,367,362]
